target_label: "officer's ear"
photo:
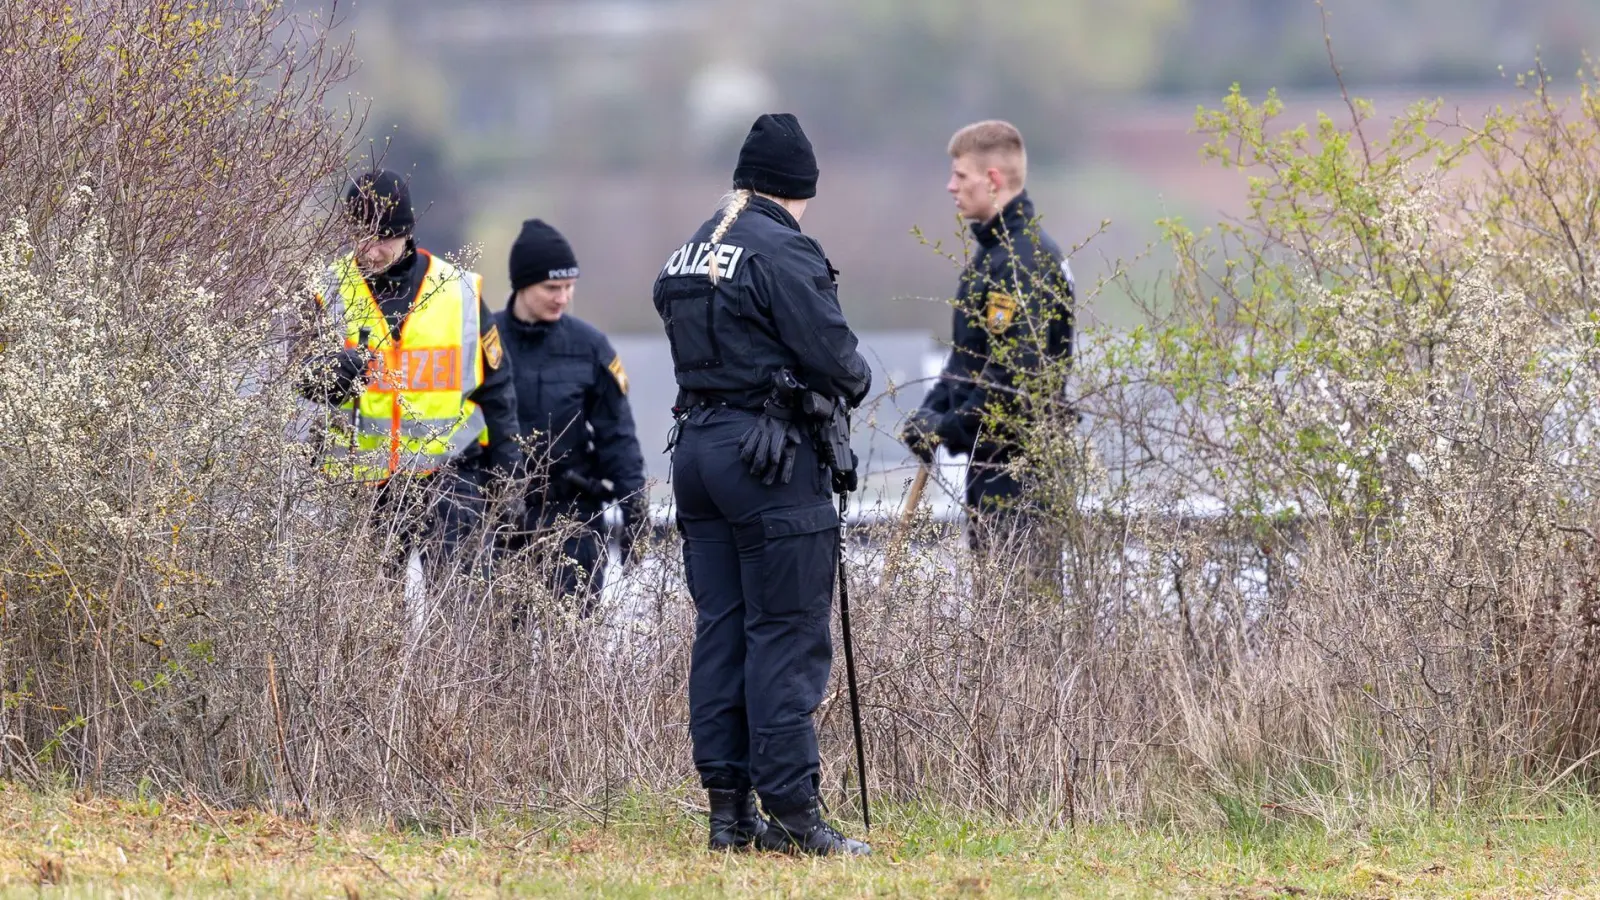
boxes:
[982,150,1023,195]
[984,164,1007,195]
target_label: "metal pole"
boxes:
[882,464,930,582]
[836,488,871,830]
[351,325,371,444]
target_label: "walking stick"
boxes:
[882,464,929,582]
[836,488,871,830]
[902,464,930,519]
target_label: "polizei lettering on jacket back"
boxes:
[662,242,745,279]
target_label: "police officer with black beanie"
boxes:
[653,113,872,855]
[493,218,647,617]
[298,169,521,584]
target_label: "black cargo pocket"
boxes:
[812,271,842,310]
[658,277,723,372]
[756,501,839,617]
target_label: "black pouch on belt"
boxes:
[797,387,857,495]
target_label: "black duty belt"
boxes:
[676,391,762,414]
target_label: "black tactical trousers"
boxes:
[672,406,838,816]
[371,466,490,583]
[501,501,608,616]
[965,462,1061,594]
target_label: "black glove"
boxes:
[560,469,615,502]
[618,494,648,567]
[737,415,803,486]
[899,408,942,464]
[298,347,372,406]
[486,440,523,484]
[933,408,978,457]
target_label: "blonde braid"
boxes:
[706,189,751,284]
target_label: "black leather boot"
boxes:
[755,799,871,856]
[707,789,766,851]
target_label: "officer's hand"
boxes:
[899,409,941,464]
[737,415,803,486]
[933,410,977,457]
[502,490,527,526]
[337,346,373,381]
[488,442,524,483]
[617,525,637,568]
[298,347,373,406]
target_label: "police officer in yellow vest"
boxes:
[299,170,521,577]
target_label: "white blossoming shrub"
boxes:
[0,0,376,804]
[0,191,354,784]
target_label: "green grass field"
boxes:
[4,785,1600,897]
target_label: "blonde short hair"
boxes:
[947,120,1027,189]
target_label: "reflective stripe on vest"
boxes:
[319,253,487,482]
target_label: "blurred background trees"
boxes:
[321,0,1600,334]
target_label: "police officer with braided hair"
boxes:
[493,218,647,617]
[653,113,872,856]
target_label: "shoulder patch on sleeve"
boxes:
[607,354,629,395]
[482,324,504,370]
[984,291,1018,334]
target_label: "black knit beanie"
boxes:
[344,170,415,239]
[509,219,579,292]
[732,113,818,200]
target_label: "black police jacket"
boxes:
[918,191,1074,463]
[490,308,647,510]
[652,195,871,409]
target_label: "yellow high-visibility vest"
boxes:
[317,251,487,482]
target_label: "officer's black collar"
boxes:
[504,298,563,336]
[745,194,802,232]
[971,191,1035,248]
